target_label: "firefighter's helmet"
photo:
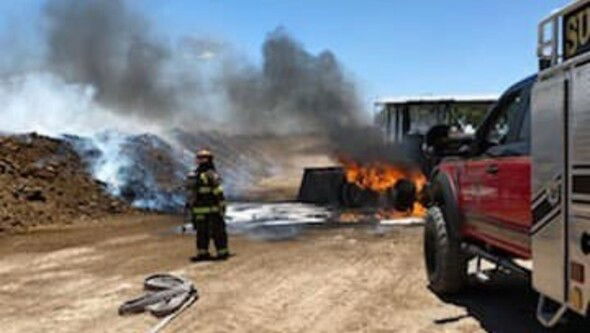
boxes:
[196,149,213,159]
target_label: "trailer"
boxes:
[374,95,497,143]
[423,1,590,327]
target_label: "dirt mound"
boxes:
[0,133,129,233]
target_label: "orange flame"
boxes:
[376,202,427,219]
[339,158,427,217]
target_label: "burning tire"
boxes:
[390,179,416,212]
[340,182,377,207]
[424,206,467,294]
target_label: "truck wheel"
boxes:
[424,205,467,294]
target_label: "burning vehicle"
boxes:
[298,96,495,217]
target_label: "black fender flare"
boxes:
[427,168,463,241]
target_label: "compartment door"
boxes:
[568,64,590,314]
[531,72,568,304]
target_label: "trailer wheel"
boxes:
[424,205,467,294]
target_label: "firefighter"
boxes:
[186,149,229,262]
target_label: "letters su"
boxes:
[566,8,590,58]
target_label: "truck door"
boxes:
[481,87,532,228]
[464,82,533,258]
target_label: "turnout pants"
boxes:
[192,213,228,255]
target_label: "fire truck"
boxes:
[423,1,590,326]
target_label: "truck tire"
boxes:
[424,206,467,294]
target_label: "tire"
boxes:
[340,182,377,208]
[392,179,416,212]
[424,206,467,294]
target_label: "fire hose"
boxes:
[119,274,198,333]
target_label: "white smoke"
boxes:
[69,131,189,211]
[84,132,133,196]
[1,71,191,210]
[2,72,165,136]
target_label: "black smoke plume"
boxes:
[222,28,367,134]
[221,28,413,164]
[43,0,200,119]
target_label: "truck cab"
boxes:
[437,76,535,259]
[423,1,590,327]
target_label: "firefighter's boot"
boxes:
[216,249,230,261]
[190,250,212,262]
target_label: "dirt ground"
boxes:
[1,214,588,333]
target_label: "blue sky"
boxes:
[145,0,572,102]
[1,1,573,106]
